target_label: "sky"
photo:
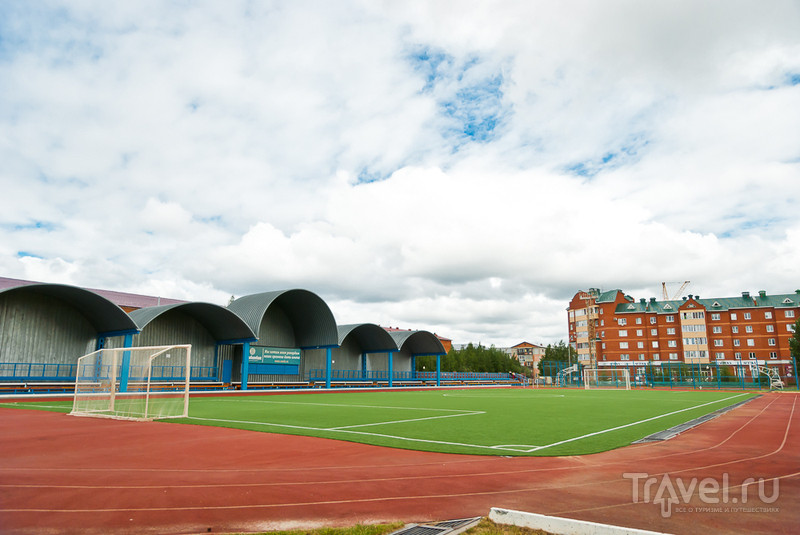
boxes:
[1,1,799,347]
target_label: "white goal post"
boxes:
[70,345,191,421]
[583,367,631,390]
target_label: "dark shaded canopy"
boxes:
[338,323,399,352]
[128,302,256,342]
[0,283,137,335]
[228,289,338,348]
[387,330,446,355]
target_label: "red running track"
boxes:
[0,392,797,535]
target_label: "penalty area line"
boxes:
[186,415,524,453]
[327,410,485,430]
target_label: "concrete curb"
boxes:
[489,507,672,535]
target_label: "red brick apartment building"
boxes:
[568,288,799,375]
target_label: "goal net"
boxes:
[583,367,631,390]
[71,345,191,421]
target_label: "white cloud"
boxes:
[1,0,799,346]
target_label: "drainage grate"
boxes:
[634,395,760,443]
[389,517,483,535]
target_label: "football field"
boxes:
[4,388,757,456]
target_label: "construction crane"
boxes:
[662,281,690,301]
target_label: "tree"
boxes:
[538,340,577,377]
[790,317,800,368]
[416,343,527,375]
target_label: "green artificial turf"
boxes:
[2,388,756,456]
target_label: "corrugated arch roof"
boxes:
[338,323,399,352]
[128,302,256,342]
[0,283,137,335]
[387,329,446,355]
[228,289,338,348]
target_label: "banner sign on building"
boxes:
[248,346,301,365]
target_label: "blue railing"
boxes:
[0,362,216,382]
[307,369,517,382]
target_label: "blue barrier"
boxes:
[0,362,216,382]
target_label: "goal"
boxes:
[70,345,191,421]
[583,367,631,390]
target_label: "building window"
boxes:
[770,352,777,359]
[712,326,722,334]
[714,340,723,347]
[601,320,605,326]
[653,353,660,360]
[715,352,724,359]
[711,313,721,320]
[786,310,796,318]
[744,312,751,320]
[731,313,738,320]
[667,327,676,335]
[652,341,659,348]
[768,338,776,346]
[621,354,630,361]
[748,352,756,359]
[619,330,628,337]
[650,317,656,324]
[669,353,679,360]
[650,328,657,336]
[668,340,677,348]
[620,342,629,349]
[732,326,739,334]
[789,324,796,332]
[636,317,642,325]
[765,311,772,319]
[682,311,705,320]
[766,325,774,332]
[618,318,627,326]
[666,315,675,323]
[746,325,753,333]
[746,339,755,347]
[639,354,646,360]
[637,341,644,349]
[734,352,742,359]
[734,339,740,347]
[636,329,643,336]
[602,342,606,349]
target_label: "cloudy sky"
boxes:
[1,1,799,347]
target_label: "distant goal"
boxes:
[70,345,191,421]
[583,367,631,390]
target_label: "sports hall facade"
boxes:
[568,288,799,379]
[0,277,447,390]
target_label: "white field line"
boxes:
[186,414,510,452]
[219,398,471,413]
[527,392,750,453]
[192,392,750,454]
[0,403,70,411]
[326,410,485,430]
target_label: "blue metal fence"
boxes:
[536,361,799,391]
[0,362,216,382]
[307,369,517,382]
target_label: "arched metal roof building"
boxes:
[0,283,138,381]
[337,323,399,352]
[387,330,447,356]
[128,303,256,343]
[228,289,337,348]
[227,289,338,389]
